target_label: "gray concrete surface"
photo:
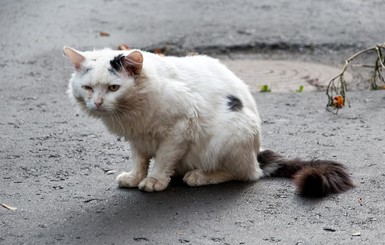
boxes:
[1,1,385,244]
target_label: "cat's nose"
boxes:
[94,98,104,109]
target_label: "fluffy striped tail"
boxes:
[257,150,354,197]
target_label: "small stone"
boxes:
[178,239,190,243]
[323,227,337,232]
[133,237,149,242]
[100,31,110,36]
[105,169,117,175]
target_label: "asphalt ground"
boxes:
[1,1,385,244]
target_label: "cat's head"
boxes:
[64,47,144,118]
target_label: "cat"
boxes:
[63,46,354,197]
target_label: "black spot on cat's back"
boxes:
[227,95,243,111]
[110,54,124,72]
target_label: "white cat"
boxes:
[64,47,353,197]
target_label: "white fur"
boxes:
[66,48,263,192]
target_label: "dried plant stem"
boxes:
[326,43,385,112]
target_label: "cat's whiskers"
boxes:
[83,107,97,118]
[109,109,126,136]
[115,104,134,112]
[115,107,136,122]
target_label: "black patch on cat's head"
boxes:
[110,54,124,72]
[227,95,243,111]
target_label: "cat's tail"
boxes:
[257,150,354,197]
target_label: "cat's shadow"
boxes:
[47,179,257,242]
[46,178,324,242]
[110,177,253,220]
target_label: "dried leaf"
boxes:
[1,203,17,211]
[99,31,110,37]
[333,95,344,108]
[154,48,165,56]
[118,44,130,50]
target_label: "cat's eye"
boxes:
[108,85,120,92]
[82,85,93,91]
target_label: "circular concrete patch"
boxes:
[222,60,352,93]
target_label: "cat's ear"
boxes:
[121,51,143,76]
[63,46,85,70]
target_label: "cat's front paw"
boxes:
[116,171,144,188]
[183,170,210,186]
[138,176,169,192]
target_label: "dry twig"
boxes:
[1,203,17,211]
[326,43,385,113]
